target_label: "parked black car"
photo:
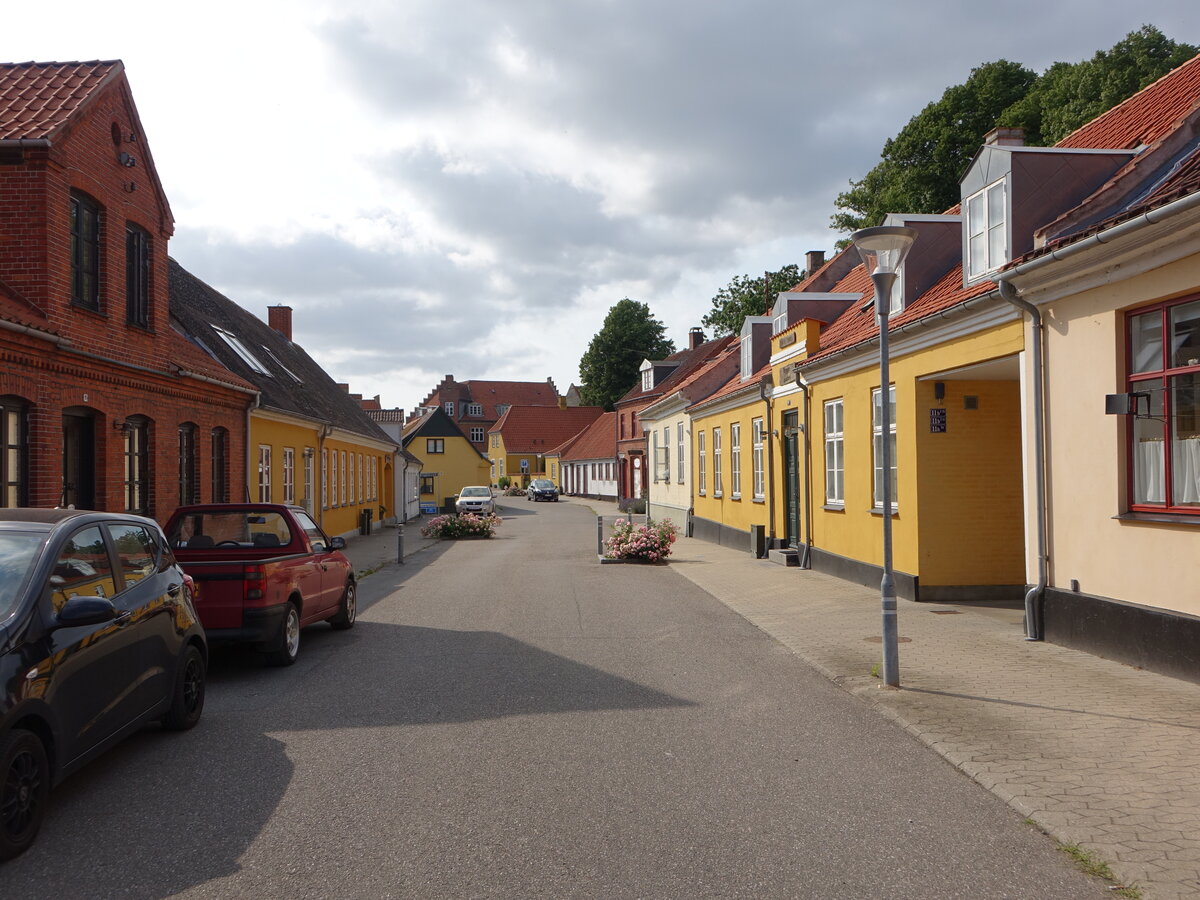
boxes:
[0,509,207,861]
[526,479,559,502]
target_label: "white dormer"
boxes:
[740,317,773,380]
[881,214,962,313]
[639,358,680,392]
[770,292,860,336]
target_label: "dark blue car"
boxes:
[0,509,207,861]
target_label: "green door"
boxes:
[783,410,799,548]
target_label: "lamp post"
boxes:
[851,225,917,688]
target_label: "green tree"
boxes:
[701,265,805,338]
[578,299,676,410]
[998,25,1198,144]
[832,60,1036,234]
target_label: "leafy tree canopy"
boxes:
[578,299,676,410]
[701,265,806,338]
[831,26,1198,235]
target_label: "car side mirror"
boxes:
[329,537,346,551]
[55,595,118,629]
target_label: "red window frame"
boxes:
[1125,295,1200,515]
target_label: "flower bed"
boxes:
[603,517,677,562]
[502,485,525,496]
[420,513,501,539]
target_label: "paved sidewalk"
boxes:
[348,499,1200,899]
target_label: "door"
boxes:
[783,411,800,548]
[62,411,96,510]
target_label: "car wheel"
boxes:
[0,729,50,861]
[265,601,301,667]
[329,580,356,631]
[161,644,206,731]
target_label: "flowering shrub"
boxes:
[503,485,525,496]
[604,517,677,562]
[420,513,500,538]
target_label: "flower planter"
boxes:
[598,555,667,565]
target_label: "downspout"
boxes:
[316,422,333,528]
[758,376,776,550]
[997,277,1046,641]
[796,377,813,569]
[245,393,261,503]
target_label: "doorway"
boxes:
[783,410,799,548]
[62,409,97,509]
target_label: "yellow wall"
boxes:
[691,393,770,535]
[488,435,542,485]
[319,437,392,536]
[250,416,319,507]
[409,434,491,507]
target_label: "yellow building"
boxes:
[402,408,491,512]
[488,405,604,488]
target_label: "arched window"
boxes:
[70,191,101,310]
[211,427,229,503]
[178,423,199,504]
[1,396,28,508]
[122,416,151,514]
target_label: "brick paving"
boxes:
[345,502,1200,899]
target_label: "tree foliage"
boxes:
[578,299,676,410]
[701,265,805,338]
[831,26,1198,235]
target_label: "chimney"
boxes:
[805,250,825,276]
[689,326,705,350]
[268,305,293,341]
[984,127,1025,147]
[337,383,350,393]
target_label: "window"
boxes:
[348,453,356,504]
[730,423,742,498]
[214,327,271,375]
[653,428,669,482]
[108,523,158,589]
[178,423,198,505]
[340,451,347,506]
[872,386,897,510]
[263,347,302,382]
[698,431,706,495]
[49,526,114,612]
[1128,298,1200,511]
[283,447,296,505]
[357,452,363,504]
[752,418,765,500]
[491,433,499,448]
[321,448,328,509]
[663,426,671,482]
[444,401,455,416]
[471,427,485,442]
[70,191,100,310]
[124,418,149,514]
[303,448,314,510]
[420,475,435,495]
[125,224,150,327]
[823,400,845,505]
[258,445,272,502]
[468,403,483,416]
[773,309,788,336]
[677,422,685,483]
[966,179,1007,280]
[211,428,229,503]
[642,369,653,391]
[740,336,752,379]
[713,427,723,496]
[496,404,510,416]
[1,397,28,508]
[426,438,445,454]
[887,267,904,317]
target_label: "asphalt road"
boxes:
[2,499,1108,899]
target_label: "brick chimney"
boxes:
[984,127,1025,147]
[689,326,705,350]
[805,250,825,276]
[268,305,293,340]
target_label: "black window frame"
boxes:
[123,417,151,515]
[178,422,199,505]
[70,191,101,311]
[211,427,229,503]
[1,396,28,508]
[125,223,151,328]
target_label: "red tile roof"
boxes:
[552,411,617,461]
[491,405,604,454]
[616,336,729,406]
[0,60,122,141]
[414,376,559,421]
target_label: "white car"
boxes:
[454,486,495,516]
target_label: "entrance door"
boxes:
[62,410,96,509]
[783,410,799,548]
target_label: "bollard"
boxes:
[397,523,405,564]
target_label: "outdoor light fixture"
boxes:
[851,224,917,689]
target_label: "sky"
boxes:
[6,2,1200,413]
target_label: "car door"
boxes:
[292,510,344,615]
[105,521,186,715]
[37,525,141,762]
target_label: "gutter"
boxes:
[0,318,67,346]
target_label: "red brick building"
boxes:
[410,375,560,455]
[0,60,254,516]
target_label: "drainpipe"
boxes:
[997,278,1046,641]
[316,422,333,528]
[245,393,261,503]
[758,376,777,551]
[796,377,813,569]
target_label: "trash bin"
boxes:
[443,496,457,514]
[750,524,766,559]
[358,507,373,535]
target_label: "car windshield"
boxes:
[531,480,553,489]
[0,532,44,620]
[460,487,490,497]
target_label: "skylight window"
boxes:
[213,326,270,375]
[263,347,302,383]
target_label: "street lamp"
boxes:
[851,224,917,688]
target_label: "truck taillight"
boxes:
[244,565,264,602]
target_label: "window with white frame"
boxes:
[470,427,485,442]
[340,450,347,507]
[444,401,455,416]
[283,447,295,505]
[321,449,328,509]
[824,399,844,505]
[468,403,482,416]
[966,178,1007,280]
[303,448,314,510]
[663,426,671,482]
[752,418,764,500]
[642,369,653,391]
[258,445,272,502]
[773,309,788,336]
[357,453,364,503]
[887,267,905,317]
[740,336,752,379]
[426,438,444,454]
[871,387,897,510]
[730,422,742,498]
[713,427,723,496]
[697,431,706,495]
[676,422,685,483]
[215,326,271,375]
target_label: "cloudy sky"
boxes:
[6,2,1200,412]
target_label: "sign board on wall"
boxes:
[930,408,947,433]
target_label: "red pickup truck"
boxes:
[163,504,356,666]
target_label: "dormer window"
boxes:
[773,309,788,335]
[888,266,904,316]
[740,335,753,379]
[642,369,653,391]
[444,401,455,416]
[966,179,1007,280]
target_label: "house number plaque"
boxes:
[930,408,947,433]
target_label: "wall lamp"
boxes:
[1105,392,1151,416]
[113,420,131,433]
